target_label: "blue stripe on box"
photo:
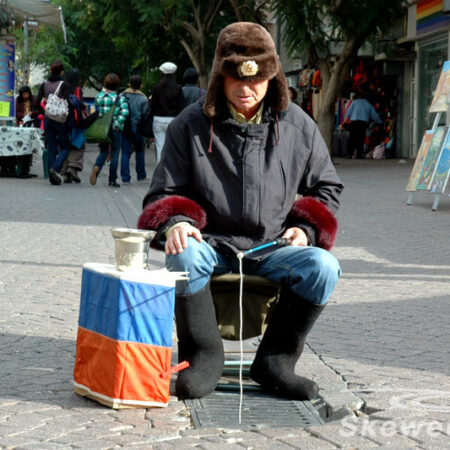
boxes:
[79,268,175,347]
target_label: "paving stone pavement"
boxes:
[0,146,449,449]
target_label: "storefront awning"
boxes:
[3,0,66,40]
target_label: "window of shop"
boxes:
[417,38,448,145]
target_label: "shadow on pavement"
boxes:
[1,289,449,412]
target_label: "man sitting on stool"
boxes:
[138,22,344,400]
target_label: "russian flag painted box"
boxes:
[73,263,179,408]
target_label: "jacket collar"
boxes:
[123,88,146,96]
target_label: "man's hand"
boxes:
[165,222,202,255]
[282,227,308,247]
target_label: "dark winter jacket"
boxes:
[139,100,343,255]
[151,82,184,118]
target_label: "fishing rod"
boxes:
[236,237,292,260]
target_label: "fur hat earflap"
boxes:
[203,22,289,117]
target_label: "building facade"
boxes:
[272,1,450,159]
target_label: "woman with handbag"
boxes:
[36,60,71,185]
[89,73,129,188]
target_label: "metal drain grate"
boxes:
[185,391,325,429]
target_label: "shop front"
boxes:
[280,1,450,160]
[414,0,450,155]
[291,59,401,160]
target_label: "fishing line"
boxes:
[235,237,291,424]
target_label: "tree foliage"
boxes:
[12,0,269,93]
[272,0,406,150]
[31,0,269,91]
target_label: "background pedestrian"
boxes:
[15,86,39,127]
[182,67,205,108]
[120,75,148,183]
[61,68,86,183]
[89,73,129,188]
[36,60,71,185]
[344,87,382,159]
[151,62,184,162]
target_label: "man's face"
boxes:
[223,76,269,118]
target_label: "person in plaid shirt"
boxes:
[89,73,129,187]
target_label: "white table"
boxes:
[0,126,44,157]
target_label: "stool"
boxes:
[210,274,280,384]
[211,274,281,341]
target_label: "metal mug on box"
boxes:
[111,227,155,271]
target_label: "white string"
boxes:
[237,254,244,424]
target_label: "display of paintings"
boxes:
[406,130,434,191]
[416,126,448,190]
[429,61,450,113]
[429,128,450,194]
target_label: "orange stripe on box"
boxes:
[73,327,172,406]
[417,0,442,14]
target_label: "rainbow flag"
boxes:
[417,0,450,35]
[73,263,176,408]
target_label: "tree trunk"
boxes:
[198,73,208,89]
[316,35,362,153]
[316,102,337,153]
[229,0,244,21]
[179,0,224,89]
[180,37,208,89]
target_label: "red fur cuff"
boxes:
[289,197,338,250]
[137,195,207,231]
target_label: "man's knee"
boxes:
[287,248,341,305]
[166,237,218,273]
[309,248,341,283]
[166,238,216,295]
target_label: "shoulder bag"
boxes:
[45,81,69,123]
[85,95,120,144]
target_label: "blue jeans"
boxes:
[44,117,70,173]
[95,129,122,183]
[121,126,146,182]
[166,238,341,305]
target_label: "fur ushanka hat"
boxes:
[203,22,290,117]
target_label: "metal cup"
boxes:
[111,227,155,271]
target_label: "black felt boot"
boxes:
[250,288,325,400]
[175,282,224,399]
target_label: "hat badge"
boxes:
[240,60,258,77]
